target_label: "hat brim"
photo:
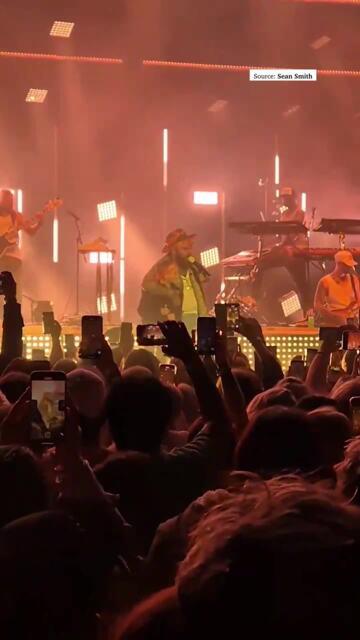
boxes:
[162,234,196,253]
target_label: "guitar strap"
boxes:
[350,273,360,326]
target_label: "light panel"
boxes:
[26,88,48,103]
[193,191,219,206]
[97,200,117,221]
[50,21,75,38]
[89,251,114,264]
[201,247,220,268]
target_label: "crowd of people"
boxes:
[2,272,360,638]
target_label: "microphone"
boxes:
[188,256,211,278]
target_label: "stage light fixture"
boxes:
[280,290,304,323]
[89,251,114,264]
[119,214,125,321]
[50,21,74,38]
[311,35,331,50]
[97,294,117,314]
[201,247,220,268]
[208,99,228,113]
[97,200,117,222]
[193,191,219,206]
[301,192,307,211]
[26,88,48,103]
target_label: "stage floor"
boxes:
[20,323,320,372]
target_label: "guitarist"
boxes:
[0,189,47,297]
[314,250,360,326]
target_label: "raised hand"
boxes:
[159,321,196,363]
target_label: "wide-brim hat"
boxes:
[162,228,196,254]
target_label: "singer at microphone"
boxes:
[138,228,209,332]
[314,250,360,326]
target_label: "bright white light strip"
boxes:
[89,251,113,264]
[275,154,280,185]
[26,88,48,103]
[120,214,125,321]
[193,191,219,206]
[200,247,220,268]
[50,21,75,38]
[97,200,117,221]
[53,215,59,263]
[301,192,307,212]
[17,189,23,249]
[163,128,168,188]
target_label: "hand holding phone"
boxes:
[350,396,360,433]
[31,371,66,443]
[136,324,167,346]
[159,363,177,385]
[197,317,217,356]
[79,315,103,359]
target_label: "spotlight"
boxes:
[201,247,220,268]
[97,200,117,222]
[26,89,48,103]
[193,191,219,206]
[50,21,75,38]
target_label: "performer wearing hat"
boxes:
[314,250,360,326]
[251,186,309,309]
[138,228,209,331]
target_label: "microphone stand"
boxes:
[66,210,86,317]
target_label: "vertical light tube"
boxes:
[53,125,59,263]
[17,189,23,249]
[119,214,125,321]
[163,128,168,238]
[301,192,307,212]
[275,153,280,198]
[163,128,168,188]
[53,217,59,264]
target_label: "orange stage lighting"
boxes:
[0,51,123,64]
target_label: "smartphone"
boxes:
[288,358,306,380]
[319,327,341,343]
[120,322,133,354]
[197,317,216,356]
[43,311,55,335]
[306,347,318,367]
[350,396,360,433]
[136,324,167,346]
[30,371,66,443]
[80,315,103,359]
[64,334,76,357]
[342,331,360,351]
[215,303,240,334]
[32,348,46,361]
[159,363,177,385]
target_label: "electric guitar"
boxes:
[0,198,62,259]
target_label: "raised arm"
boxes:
[215,333,247,433]
[237,317,283,388]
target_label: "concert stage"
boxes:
[21,323,320,372]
